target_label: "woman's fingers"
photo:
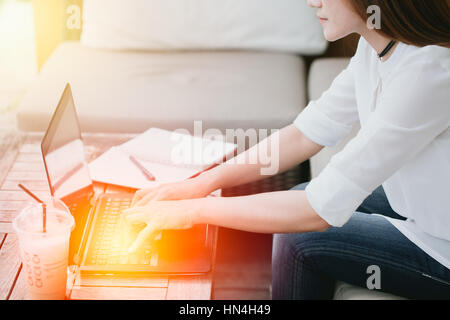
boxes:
[131,186,163,206]
[128,225,155,253]
[131,189,148,207]
[133,192,155,207]
[122,208,147,223]
[132,186,173,206]
[153,190,173,201]
[136,188,176,204]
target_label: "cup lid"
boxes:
[13,198,74,235]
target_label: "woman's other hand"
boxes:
[122,200,197,253]
[131,176,215,207]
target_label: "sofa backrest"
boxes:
[33,0,358,71]
[80,0,327,54]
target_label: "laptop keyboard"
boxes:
[85,196,159,267]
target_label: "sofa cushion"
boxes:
[333,281,406,300]
[81,0,327,54]
[17,42,306,133]
[308,58,351,101]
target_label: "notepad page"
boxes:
[88,147,199,190]
[88,128,237,189]
[119,128,237,170]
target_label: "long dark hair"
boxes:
[349,0,450,48]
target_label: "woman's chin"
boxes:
[323,29,346,42]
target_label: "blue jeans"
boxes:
[272,182,450,300]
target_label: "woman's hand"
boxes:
[122,200,197,253]
[131,176,215,207]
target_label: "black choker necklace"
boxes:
[378,40,396,61]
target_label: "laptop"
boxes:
[41,83,215,274]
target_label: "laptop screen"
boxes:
[41,84,93,200]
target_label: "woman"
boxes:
[123,0,450,299]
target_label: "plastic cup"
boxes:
[13,198,74,300]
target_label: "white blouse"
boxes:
[294,38,450,269]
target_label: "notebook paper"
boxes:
[88,128,237,189]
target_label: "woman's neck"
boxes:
[360,29,398,62]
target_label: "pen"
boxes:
[129,155,156,181]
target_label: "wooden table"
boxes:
[0,131,217,300]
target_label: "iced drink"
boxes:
[13,199,74,300]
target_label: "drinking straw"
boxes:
[42,203,46,233]
[18,184,46,233]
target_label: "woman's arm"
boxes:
[193,190,330,234]
[124,189,330,252]
[132,124,323,205]
[198,124,324,192]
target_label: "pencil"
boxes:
[129,155,156,181]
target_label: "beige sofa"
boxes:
[17,42,306,134]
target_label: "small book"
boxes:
[88,128,237,189]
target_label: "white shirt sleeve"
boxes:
[293,56,360,147]
[305,59,450,227]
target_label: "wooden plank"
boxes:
[0,211,17,223]
[0,132,23,187]
[0,201,29,212]
[70,286,167,300]
[8,267,27,300]
[0,233,21,300]
[18,144,41,154]
[0,233,5,248]
[75,274,168,288]
[6,266,73,300]
[1,180,49,191]
[5,171,46,181]
[7,263,72,301]
[0,190,49,201]
[14,153,41,163]
[166,274,212,300]
[9,161,45,172]
[0,223,13,234]
[21,132,43,144]
[6,250,169,300]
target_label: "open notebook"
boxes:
[88,128,237,189]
